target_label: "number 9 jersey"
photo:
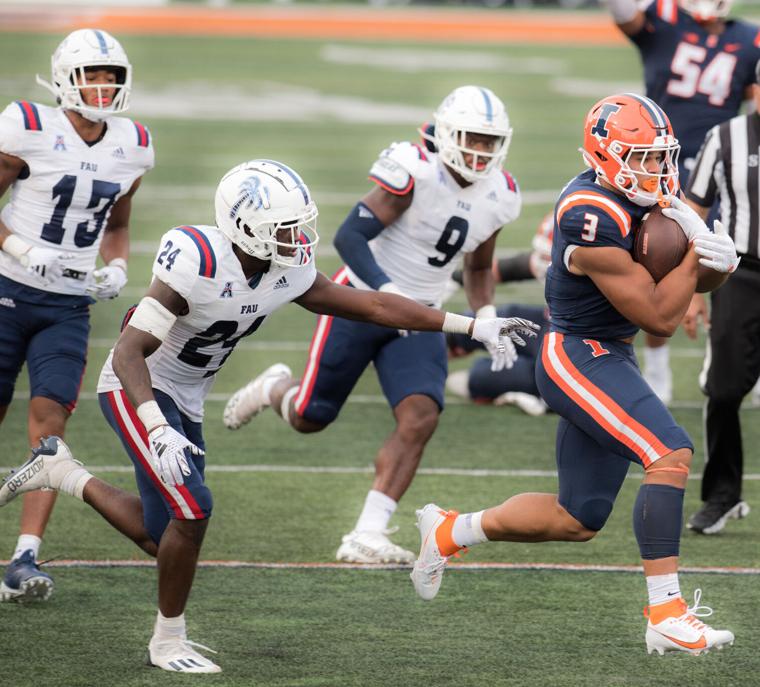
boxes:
[0,100,154,294]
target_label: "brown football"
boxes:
[633,204,689,282]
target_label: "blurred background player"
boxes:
[446,213,551,415]
[0,159,533,672]
[681,62,760,533]
[223,86,526,564]
[410,93,740,655]
[0,28,153,602]
[609,0,760,404]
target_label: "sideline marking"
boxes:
[0,7,627,46]
[6,559,759,575]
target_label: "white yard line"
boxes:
[5,559,758,575]
[2,462,760,481]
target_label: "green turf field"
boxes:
[0,25,759,687]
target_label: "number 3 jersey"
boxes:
[0,101,154,295]
[97,224,317,421]
[545,169,649,340]
[629,2,760,163]
[345,141,521,308]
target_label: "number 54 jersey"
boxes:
[98,224,317,422]
[345,141,521,307]
[0,101,154,295]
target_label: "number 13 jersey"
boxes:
[0,101,154,295]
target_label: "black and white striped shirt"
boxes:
[686,112,760,260]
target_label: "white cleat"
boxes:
[0,436,82,507]
[410,503,459,601]
[223,363,292,430]
[336,528,415,564]
[148,636,222,673]
[493,391,548,416]
[645,590,735,656]
[445,370,470,399]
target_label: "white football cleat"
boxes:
[645,590,734,656]
[445,370,470,399]
[410,504,460,601]
[493,391,548,416]
[336,528,415,564]
[223,363,292,430]
[0,436,82,506]
[148,636,222,673]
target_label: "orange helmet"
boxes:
[581,93,680,207]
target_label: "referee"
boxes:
[682,62,760,534]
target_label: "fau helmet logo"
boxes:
[590,103,621,140]
[229,175,271,219]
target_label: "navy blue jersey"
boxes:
[630,1,760,164]
[544,170,648,339]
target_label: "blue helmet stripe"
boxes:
[478,87,493,123]
[260,159,310,204]
[93,30,109,56]
[623,93,667,130]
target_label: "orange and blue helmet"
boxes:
[581,93,680,207]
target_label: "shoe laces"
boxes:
[183,639,218,656]
[678,589,714,631]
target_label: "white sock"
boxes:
[451,511,488,548]
[644,344,670,374]
[13,534,42,561]
[354,489,397,532]
[646,573,681,607]
[59,468,93,500]
[279,386,299,426]
[260,375,280,406]
[153,610,187,640]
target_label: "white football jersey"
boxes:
[344,141,521,307]
[0,101,154,295]
[98,224,316,421]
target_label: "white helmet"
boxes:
[432,85,512,183]
[215,159,319,268]
[36,29,131,122]
[679,0,732,21]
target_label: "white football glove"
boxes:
[147,425,203,487]
[471,317,541,371]
[692,220,741,274]
[86,262,128,300]
[19,246,73,287]
[661,196,710,242]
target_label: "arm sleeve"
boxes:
[333,202,391,290]
[684,126,721,208]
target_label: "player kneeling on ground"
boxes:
[0,158,538,673]
[409,94,739,656]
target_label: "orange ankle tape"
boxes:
[645,597,686,624]
[435,510,462,557]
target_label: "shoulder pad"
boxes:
[0,102,41,158]
[557,190,633,244]
[368,141,429,196]
[152,226,216,298]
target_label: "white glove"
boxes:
[692,220,741,274]
[86,260,128,300]
[471,316,541,371]
[661,196,710,242]
[22,247,74,286]
[475,305,514,371]
[147,425,203,487]
[2,235,73,287]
